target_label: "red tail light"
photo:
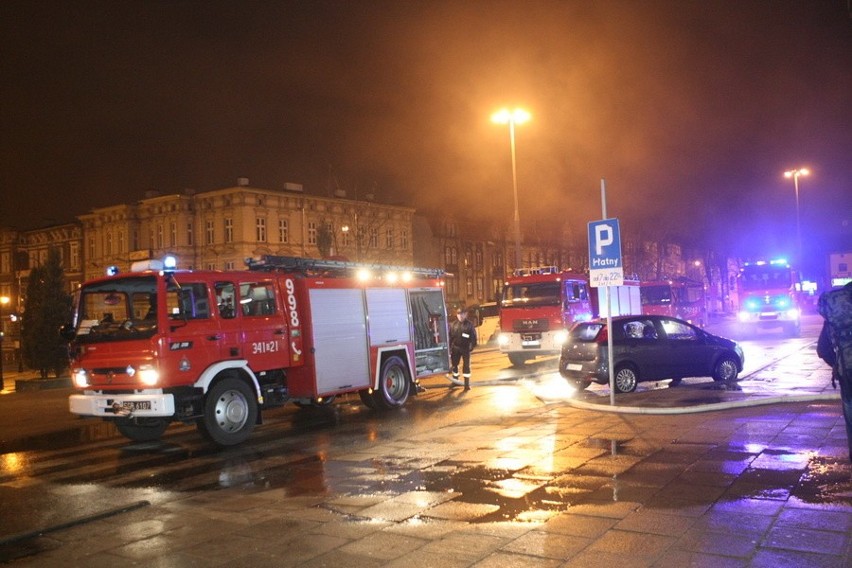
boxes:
[596,326,608,344]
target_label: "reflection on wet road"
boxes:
[1,314,849,565]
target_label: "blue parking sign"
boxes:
[588,219,624,287]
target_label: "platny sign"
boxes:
[587,219,624,287]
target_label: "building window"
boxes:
[225,218,234,244]
[207,262,216,270]
[69,242,79,270]
[205,220,214,245]
[157,224,164,249]
[170,222,177,247]
[341,227,351,247]
[369,228,379,249]
[307,221,317,245]
[118,231,125,253]
[476,277,484,297]
[106,232,113,255]
[385,228,394,249]
[475,245,483,267]
[224,260,235,270]
[278,219,289,243]
[0,252,9,273]
[186,222,193,246]
[401,229,409,250]
[256,218,266,242]
[466,278,473,296]
[88,236,96,259]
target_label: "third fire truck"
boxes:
[736,258,802,336]
[64,255,450,446]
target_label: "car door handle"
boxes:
[207,334,221,341]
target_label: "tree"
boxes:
[22,248,72,378]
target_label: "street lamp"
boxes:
[784,167,809,264]
[492,108,530,271]
[0,296,9,391]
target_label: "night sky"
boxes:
[2,0,850,261]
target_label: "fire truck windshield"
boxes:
[740,267,792,291]
[640,285,672,305]
[501,282,561,308]
[73,276,159,342]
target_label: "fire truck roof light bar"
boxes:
[512,266,560,277]
[245,255,445,278]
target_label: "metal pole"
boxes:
[601,178,615,407]
[0,302,5,391]
[794,173,802,264]
[509,120,522,271]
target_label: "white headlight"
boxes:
[139,367,160,386]
[554,330,569,344]
[497,333,510,346]
[73,369,89,388]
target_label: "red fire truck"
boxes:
[64,255,451,446]
[497,267,593,366]
[736,258,802,336]
[640,277,707,327]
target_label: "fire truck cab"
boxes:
[640,277,707,327]
[65,255,450,446]
[736,259,802,337]
[497,266,593,366]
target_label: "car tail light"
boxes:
[595,327,609,344]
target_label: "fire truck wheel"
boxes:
[508,353,529,367]
[373,355,411,409]
[712,356,740,382]
[198,377,258,446]
[614,365,639,393]
[359,390,377,409]
[115,418,170,442]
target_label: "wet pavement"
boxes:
[1,339,850,566]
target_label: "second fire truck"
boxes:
[736,258,802,336]
[497,267,594,366]
[64,255,451,446]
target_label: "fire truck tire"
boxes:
[198,377,258,446]
[508,353,529,367]
[359,390,377,409]
[115,417,170,442]
[373,355,411,409]
[614,365,639,393]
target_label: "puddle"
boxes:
[790,455,852,507]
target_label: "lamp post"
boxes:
[492,108,530,271]
[0,296,9,391]
[784,167,809,264]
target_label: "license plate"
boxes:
[522,340,540,347]
[114,401,152,411]
[566,363,583,371]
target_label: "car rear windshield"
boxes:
[570,323,604,341]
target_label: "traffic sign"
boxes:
[588,219,624,287]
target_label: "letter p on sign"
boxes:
[595,224,613,255]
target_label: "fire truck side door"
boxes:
[237,279,289,372]
[165,281,223,380]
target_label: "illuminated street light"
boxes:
[0,296,9,390]
[492,108,531,271]
[784,168,809,263]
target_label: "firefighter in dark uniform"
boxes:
[450,307,477,390]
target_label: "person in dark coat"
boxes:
[450,307,477,390]
[818,281,852,462]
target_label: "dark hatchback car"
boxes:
[559,315,744,393]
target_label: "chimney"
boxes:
[237,177,250,187]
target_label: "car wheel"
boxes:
[614,365,638,393]
[712,355,740,382]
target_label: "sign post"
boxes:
[588,179,624,406]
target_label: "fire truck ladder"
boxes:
[246,255,445,278]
